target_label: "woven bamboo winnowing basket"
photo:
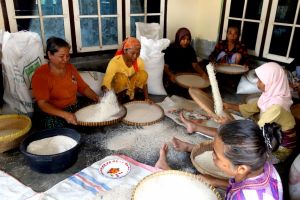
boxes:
[0,114,32,153]
[132,170,222,200]
[190,141,231,180]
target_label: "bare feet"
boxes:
[180,112,198,134]
[172,137,195,153]
[154,144,172,170]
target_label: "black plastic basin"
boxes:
[20,128,81,173]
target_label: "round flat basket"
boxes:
[75,105,126,126]
[188,88,233,121]
[215,63,249,74]
[122,101,164,126]
[0,114,32,153]
[175,73,210,89]
[191,141,231,180]
[132,170,222,200]
[188,88,218,119]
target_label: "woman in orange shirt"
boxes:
[32,37,99,128]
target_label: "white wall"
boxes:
[0,2,4,30]
[166,0,223,42]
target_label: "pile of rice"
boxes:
[27,135,77,155]
[75,91,121,122]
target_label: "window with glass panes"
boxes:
[125,0,165,38]
[223,0,300,63]
[73,0,122,52]
[5,0,72,50]
[4,0,165,53]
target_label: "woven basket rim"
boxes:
[76,105,127,127]
[190,141,231,180]
[132,170,222,200]
[214,63,249,74]
[0,114,32,142]
[122,101,164,126]
[175,72,210,89]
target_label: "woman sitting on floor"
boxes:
[209,25,249,65]
[32,37,99,128]
[155,120,283,200]
[179,62,296,164]
[163,27,208,96]
[101,37,149,104]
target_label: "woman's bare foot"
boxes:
[180,112,198,134]
[172,137,195,153]
[154,144,172,170]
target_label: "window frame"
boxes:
[72,0,122,53]
[222,0,300,63]
[263,0,300,63]
[125,0,165,38]
[222,0,270,57]
[5,0,72,50]
[4,0,166,54]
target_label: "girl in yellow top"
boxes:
[102,37,148,103]
[179,62,296,164]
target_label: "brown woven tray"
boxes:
[215,63,249,74]
[76,105,127,127]
[132,170,222,200]
[122,101,164,126]
[191,141,231,180]
[175,73,210,89]
[188,88,233,121]
[0,114,32,153]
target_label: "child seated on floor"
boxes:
[155,120,283,200]
[209,26,248,65]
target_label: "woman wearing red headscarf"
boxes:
[163,27,208,96]
[102,37,149,103]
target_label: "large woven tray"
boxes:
[191,141,231,180]
[215,63,249,74]
[122,101,164,126]
[175,73,210,89]
[188,88,233,121]
[75,105,127,127]
[132,170,222,200]
[0,114,32,153]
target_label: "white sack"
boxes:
[1,31,45,115]
[136,22,161,41]
[140,37,170,95]
[143,54,166,95]
[78,71,104,96]
[236,76,261,94]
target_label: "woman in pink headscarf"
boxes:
[177,62,296,164]
[102,37,149,103]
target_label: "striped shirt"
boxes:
[225,162,283,200]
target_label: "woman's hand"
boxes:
[223,102,240,112]
[197,174,229,189]
[63,112,78,125]
[215,114,232,124]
